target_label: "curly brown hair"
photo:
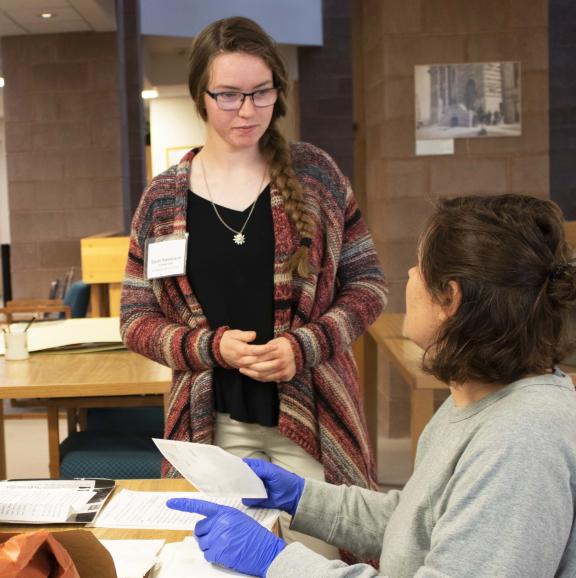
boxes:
[419,194,576,385]
[187,16,318,278]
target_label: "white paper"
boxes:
[415,138,455,156]
[146,239,187,278]
[153,439,267,498]
[92,490,279,531]
[151,537,249,578]
[100,540,165,578]
[100,538,165,557]
[0,488,96,522]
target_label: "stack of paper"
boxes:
[0,479,114,524]
[92,490,279,531]
[1,480,97,490]
[0,486,96,523]
[0,317,124,355]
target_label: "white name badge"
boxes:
[144,233,188,280]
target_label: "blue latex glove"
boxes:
[166,498,285,577]
[241,459,305,516]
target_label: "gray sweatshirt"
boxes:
[268,371,576,578]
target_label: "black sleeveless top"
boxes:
[185,184,279,426]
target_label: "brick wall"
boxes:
[1,32,123,299]
[357,0,550,437]
[298,0,354,181]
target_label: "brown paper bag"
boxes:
[49,531,117,578]
[0,530,117,578]
[0,530,80,578]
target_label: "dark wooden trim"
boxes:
[115,0,147,233]
[1,244,12,303]
[549,0,576,218]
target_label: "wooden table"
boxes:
[0,351,172,480]
[364,313,449,461]
[0,479,196,540]
[364,313,576,464]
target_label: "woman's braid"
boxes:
[261,125,319,278]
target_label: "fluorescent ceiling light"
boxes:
[0,78,4,88]
[142,90,159,99]
[40,13,54,18]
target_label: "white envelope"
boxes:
[153,439,267,499]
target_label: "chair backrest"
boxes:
[62,281,91,319]
[0,299,72,325]
[86,406,165,434]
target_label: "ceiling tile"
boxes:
[0,0,70,9]
[0,22,27,35]
[67,0,115,32]
[0,11,14,24]
[6,7,83,23]
[23,19,90,33]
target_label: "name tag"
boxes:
[144,233,188,280]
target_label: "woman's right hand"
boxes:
[241,459,306,516]
[219,330,277,369]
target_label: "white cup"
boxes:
[3,331,29,361]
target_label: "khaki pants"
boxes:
[214,413,340,560]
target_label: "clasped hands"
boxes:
[167,460,306,577]
[220,330,296,382]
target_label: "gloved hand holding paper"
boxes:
[153,439,268,499]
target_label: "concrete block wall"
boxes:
[1,32,123,299]
[358,0,549,437]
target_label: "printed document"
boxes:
[92,490,279,531]
[0,488,96,523]
[153,439,267,498]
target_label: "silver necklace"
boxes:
[199,156,267,245]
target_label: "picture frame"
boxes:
[415,62,521,140]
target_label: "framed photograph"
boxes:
[415,62,521,140]
[166,146,201,168]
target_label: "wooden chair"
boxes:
[0,299,71,324]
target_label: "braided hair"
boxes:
[188,16,318,277]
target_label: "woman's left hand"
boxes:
[238,337,297,382]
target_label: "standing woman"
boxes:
[120,16,387,559]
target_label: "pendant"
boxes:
[233,233,246,245]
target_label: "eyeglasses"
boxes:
[205,87,282,110]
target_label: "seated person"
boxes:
[167,193,576,577]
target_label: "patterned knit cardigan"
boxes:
[120,142,388,491]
